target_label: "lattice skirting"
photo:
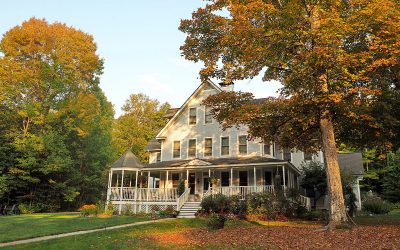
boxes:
[111,201,177,214]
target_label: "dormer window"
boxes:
[189,107,196,125]
[205,106,213,124]
[263,142,270,155]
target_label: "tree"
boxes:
[382,151,400,203]
[180,0,400,228]
[300,162,327,209]
[112,93,170,162]
[0,18,115,210]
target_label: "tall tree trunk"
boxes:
[320,110,347,228]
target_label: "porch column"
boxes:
[287,170,291,188]
[134,170,138,213]
[186,169,189,189]
[165,170,169,201]
[282,165,286,192]
[254,167,257,186]
[146,171,150,213]
[118,170,125,214]
[106,169,112,206]
[230,168,233,187]
[208,169,211,191]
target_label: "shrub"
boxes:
[177,179,186,196]
[363,196,391,214]
[158,205,178,218]
[229,195,247,217]
[18,203,35,214]
[78,204,97,216]
[207,213,226,230]
[303,210,329,221]
[200,195,218,213]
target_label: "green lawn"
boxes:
[0,212,151,243]
[354,209,400,225]
[5,218,212,250]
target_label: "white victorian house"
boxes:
[106,80,363,216]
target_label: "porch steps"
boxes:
[177,202,201,218]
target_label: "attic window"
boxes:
[283,148,291,161]
[189,107,196,125]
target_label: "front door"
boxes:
[239,171,248,186]
[264,171,272,185]
[203,177,209,192]
[188,173,196,194]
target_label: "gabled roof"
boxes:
[338,152,364,176]
[146,138,161,152]
[156,79,221,139]
[111,149,144,169]
[163,108,179,119]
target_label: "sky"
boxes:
[0,0,282,117]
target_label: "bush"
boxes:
[177,179,186,196]
[303,210,329,221]
[158,205,178,218]
[207,213,226,230]
[363,196,392,214]
[229,195,247,217]
[18,203,35,214]
[79,204,98,216]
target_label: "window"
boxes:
[173,141,180,158]
[283,148,291,161]
[221,172,230,187]
[189,107,196,125]
[205,106,213,124]
[221,137,229,156]
[304,152,312,161]
[263,140,270,155]
[156,152,161,162]
[204,138,212,157]
[172,173,179,188]
[188,139,196,157]
[238,135,247,154]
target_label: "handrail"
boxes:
[108,187,178,202]
[299,195,311,211]
[176,188,190,211]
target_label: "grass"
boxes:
[354,209,400,225]
[4,218,211,250]
[0,212,151,243]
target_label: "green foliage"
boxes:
[207,213,226,230]
[363,194,392,214]
[18,203,35,214]
[0,18,116,211]
[158,205,178,218]
[112,93,170,162]
[382,151,400,203]
[177,179,186,196]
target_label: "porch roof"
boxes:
[143,156,299,173]
[111,149,144,170]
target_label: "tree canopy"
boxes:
[180,0,400,227]
[112,93,170,162]
[0,18,115,211]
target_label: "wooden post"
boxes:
[230,168,233,187]
[146,171,150,213]
[119,170,125,215]
[254,167,257,187]
[106,169,112,206]
[134,170,138,213]
[165,170,169,200]
[186,169,189,188]
[282,165,286,195]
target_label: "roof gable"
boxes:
[156,80,221,138]
[111,149,144,169]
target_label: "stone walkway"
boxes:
[0,218,174,247]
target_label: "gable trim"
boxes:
[156,79,221,139]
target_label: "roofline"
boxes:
[156,79,221,139]
[141,161,292,171]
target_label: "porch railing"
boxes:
[299,195,311,211]
[210,185,274,199]
[109,187,178,202]
[176,188,190,211]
